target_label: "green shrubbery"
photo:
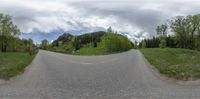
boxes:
[140,14,200,50]
[46,31,134,55]
[0,13,37,55]
[100,33,133,53]
[0,13,38,79]
[141,48,200,80]
[0,52,36,79]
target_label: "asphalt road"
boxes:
[0,50,200,99]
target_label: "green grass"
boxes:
[140,48,200,80]
[0,52,36,80]
[73,47,108,55]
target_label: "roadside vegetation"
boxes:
[42,27,134,55]
[141,48,200,80]
[139,14,200,50]
[73,46,106,55]
[0,52,35,79]
[0,13,37,79]
[139,14,200,80]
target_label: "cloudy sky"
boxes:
[0,0,200,43]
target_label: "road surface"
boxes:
[0,50,200,99]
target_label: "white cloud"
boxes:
[0,0,200,42]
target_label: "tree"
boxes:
[156,24,167,48]
[41,39,49,50]
[188,15,200,49]
[107,26,112,33]
[100,33,133,52]
[159,39,166,48]
[156,24,167,36]
[141,41,146,48]
[72,37,81,50]
[170,16,194,48]
[170,15,200,49]
[197,16,200,50]
[142,14,200,50]
[0,13,20,52]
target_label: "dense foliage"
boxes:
[46,31,106,53]
[73,31,106,50]
[100,33,133,52]
[140,14,200,50]
[44,29,134,54]
[0,13,37,79]
[0,13,37,55]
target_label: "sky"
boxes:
[0,0,200,43]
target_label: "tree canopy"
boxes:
[0,13,36,54]
[0,14,20,52]
[140,14,200,50]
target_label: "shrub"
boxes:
[100,33,133,53]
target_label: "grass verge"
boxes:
[73,47,108,55]
[140,48,200,80]
[0,52,36,80]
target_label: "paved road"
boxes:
[0,50,200,99]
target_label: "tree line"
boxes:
[100,30,133,52]
[140,14,200,50]
[41,27,134,53]
[0,13,36,55]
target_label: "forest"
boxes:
[0,13,37,79]
[139,14,200,50]
[41,27,134,55]
[0,13,36,55]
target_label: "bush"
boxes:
[100,33,133,53]
[159,39,166,48]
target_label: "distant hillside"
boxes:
[52,33,74,47]
[52,31,106,46]
[77,31,106,46]
[46,31,133,55]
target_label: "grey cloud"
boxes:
[70,1,200,39]
[0,0,200,42]
[70,2,167,38]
